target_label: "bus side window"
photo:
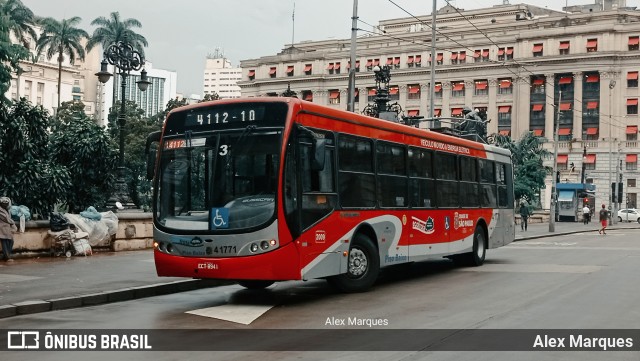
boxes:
[496,162,509,208]
[479,159,497,208]
[435,152,458,207]
[338,134,376,208]
[408,147,435,208]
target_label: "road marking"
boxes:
[186,303,275,325]
[457,264,601,273]
[0,274,42,284]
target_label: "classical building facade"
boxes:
[238,2,640,211]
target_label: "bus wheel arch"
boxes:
[328,225,380,293]
[453,222,487,267]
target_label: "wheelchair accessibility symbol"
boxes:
[210,208,229,229]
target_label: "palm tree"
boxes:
[35,17,89,111]
[86,12,148,106]
[0,0,37,48]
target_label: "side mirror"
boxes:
[145,131,161,180]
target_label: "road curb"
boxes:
[0,279,230,319]
[515,225,640,242]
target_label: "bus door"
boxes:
[408,147,446,259]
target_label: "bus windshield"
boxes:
[156,129,282,232]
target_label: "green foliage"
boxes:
[0,99,71,217]
[493,132,551,207]
[49,112,117,212]
[35,16,88,109]
[0,0,37,47]
[0,11,30,100]
[86,11,148,55]
[108,100,161,210]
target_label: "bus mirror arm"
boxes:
[145,131,162,180]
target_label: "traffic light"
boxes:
[618,182,623,204]
[556,171,560,183]
[612,182,617,203]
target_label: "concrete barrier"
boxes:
[9,212,154,258]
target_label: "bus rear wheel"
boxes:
[328,233,379,293]
[237,280,274,290]
[453,226,486,267]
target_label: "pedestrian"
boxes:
[519,203,530,231]
[0,197,17,262]
[582,204,590,225]
[598,204,608,235]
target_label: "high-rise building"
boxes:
[203,49,241,99]
[98,61,177,122]
[238,2,640,210]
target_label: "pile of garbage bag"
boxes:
[49,207,119,247]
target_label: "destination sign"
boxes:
[184,106,266,127]
[164,102,289,135]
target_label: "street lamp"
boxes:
[608,80,616,225]
[95,38,151,210]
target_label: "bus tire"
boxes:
[237,280,274,290]
[453,226,486,267]
[328,233,379,293]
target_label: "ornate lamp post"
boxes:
[95,38,151,210]
[363,65,402,121]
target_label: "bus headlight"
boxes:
[166,243,173,253]
[250,243,259,253]
[260,241,269,250]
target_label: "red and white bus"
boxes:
[147,97,515,292]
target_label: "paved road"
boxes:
[1,227,639,360]
[0,221,638,315]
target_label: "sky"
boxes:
[22,0,576,96]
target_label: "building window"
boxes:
[389,86,399,101]
[533,43,543,57]
[268,67,276,78]
[302,91,313,102]
[628,72,638,88]
[451,81,465,97]
[327,63,334,74]
[497,48,505,61]
[629,36,639,51]
[626,154,638,170]
[408,84,421,100]
[415,55,422,67]
[367,87,377,102]
[450,52,458,65]
[434,83,442,98]
[627,99,638,115]
[532,77,545,94]
[334,62,341,74]
[584,154,596,170]
[498,106,511,126]
[347,61,359,73]
[557,155,568,170]
[506,47,514,60]
[451,108,464,118]
[304,64,312,75]
[584,126,599,140]
[329,90,340,105]
[436,53,443,65]
[628,179,637,187]
[498,78,513,95]
[559,41,570,55]
[586,39,598,52]
[286,65,294,77]
[475,80,488,96]
[458,51,466,64]
[481,49,489,62]
[627,126,638,141]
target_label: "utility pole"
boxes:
[549,90,562,232]
[608,80,616,225]
[347,0,358,112]
[428,0,437,118]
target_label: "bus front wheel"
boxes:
[328,233,380,293]
[237,280,274,290]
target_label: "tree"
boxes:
[0,0,37,48]
[108,100,159,209]
[50,101,117,212]
[494,132,551,207]
[0,99,71,218]
[35,16,88,111]
[0,12,30,100]
[86,12,148,106]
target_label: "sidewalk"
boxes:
[1,221,639,319]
